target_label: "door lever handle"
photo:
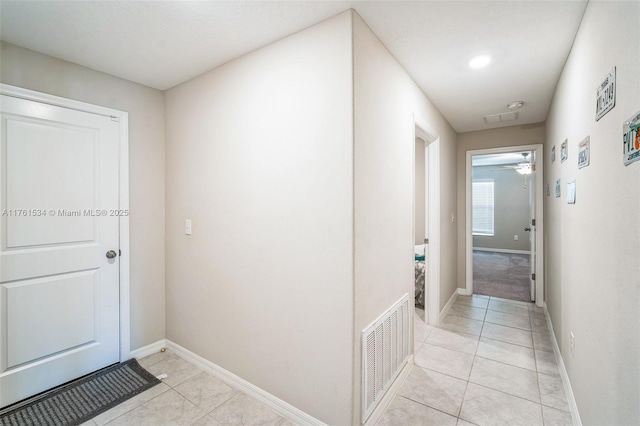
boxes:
[524,227,531,232]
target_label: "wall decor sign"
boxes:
[596,67,616,121]
[561,139,568,163]
[555,179,561,198]
[623,110,640,166]
[578,136,590,168]
[567,181,576,204]
[551,145,556,163]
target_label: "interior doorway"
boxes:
[465,144,544,307]
[414,137,428,321]
[413,117,440,327]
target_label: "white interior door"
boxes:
[0,94,121,407]
[528,151,537,301]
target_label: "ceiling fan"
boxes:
[492,152,532,175]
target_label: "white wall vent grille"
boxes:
[362,294,410,422]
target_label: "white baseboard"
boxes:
[165,340,325,426]
[543,303,582,426]
[457,288,470,296]
[439,290,458,323]
[473,247,530,255]
[364,355,414,426]
[129,339,167,360]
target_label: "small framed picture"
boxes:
[555,179,561,198]
[623,110,640,166]
[551,145,556,163]
[578,136,590,168]
[567,181,576,204]
[561,139,568,163]
[546,183,550,197]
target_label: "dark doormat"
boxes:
[0,358,160,426]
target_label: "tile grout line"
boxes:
[414,357,474,383]
[457,372,472,423]
[473,354,537,373]
[461,304,478,425]
[395,394,461,420]
[468,382,548,409]
[530,326,544,411]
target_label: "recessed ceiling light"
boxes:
[468,55,491,69]
[507,101,525,110]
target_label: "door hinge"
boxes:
[532,164,536,172]
[531,219,536,226]
[119,249,122,257]
[531,273,536,281]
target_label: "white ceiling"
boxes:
[0,1,587,133]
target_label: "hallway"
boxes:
[0,1,638,423]
[380,295,570,425]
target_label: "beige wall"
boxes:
[544,2,639,424]
[472,166,530,252]
[0,42,166,351]
[164,12,354,424]
[352,13,458,424]
[165,12,459,423]
[456,124,545,289]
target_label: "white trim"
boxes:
[413,114,440,326]
[544,303,582,426]
[439,289,458,324]
[473,247,531,255]
[165,340,326,426]
[0,83,132,360]
[363,356,414,426]
[465,144,544,307]
[457,287,470,296]
[130,339,167,360]
[118,113,131,361]
[0,84,124,119]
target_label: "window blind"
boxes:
[472,180,494,236]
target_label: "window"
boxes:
[472,180,494,236]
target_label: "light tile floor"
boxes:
[81,350,293,426]
[379,294,573,426]
[80,294,571,425]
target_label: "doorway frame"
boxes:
[413,115,441,325]
[1,83,131,359]
[464,144,544,307]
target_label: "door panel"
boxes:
[0,94,120,407]
[6,271,97,368]
[6,119,97,247]
[529,152,536,301]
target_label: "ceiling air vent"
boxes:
[483,111,519,124]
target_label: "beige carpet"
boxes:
[473,250,531,302]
